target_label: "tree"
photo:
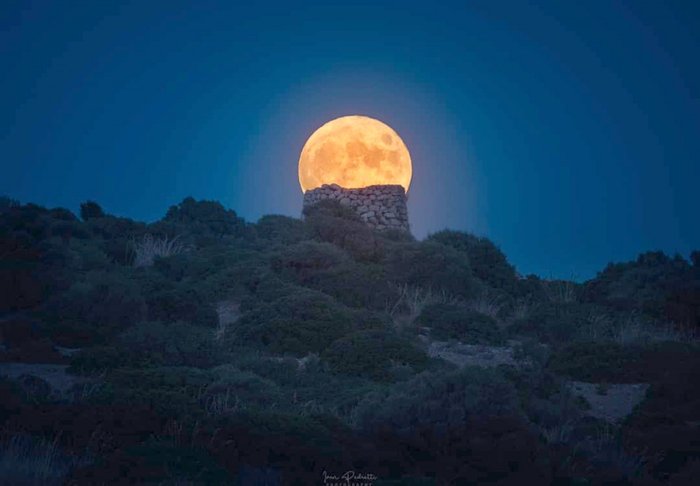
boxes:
[80,200,105,220]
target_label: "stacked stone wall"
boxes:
[302,184,410,232]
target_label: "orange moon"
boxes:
[298,115,412,193]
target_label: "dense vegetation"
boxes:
[0,195,698,484]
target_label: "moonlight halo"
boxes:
[298,115,412,193]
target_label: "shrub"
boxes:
[49,220,90,244]
[270,238,397,309]
[0,196,20,210]
[141,277,218,328]
[130,234,186,267]
[304,199,384,262]
[89,366,214,417]
[322,329,428,381]
[385,241,480,299]
[271,240,349,284]
[119,321,217,367]
[583,251,693,318]
[548,341,700,383]
[0,237,44,312]
[416,303,504,344]
[254,215,307,245]
[547,342,642,382]
[79,201,105,220]
[156,197,246,243]
[69,346,134,373]
[84,214,146,240]
[74,438,231,484]
[204,365,285,411]
[70,240,112,271]
[308,262,398,310]
[108,366,213,391]
[233,289,366,355]
[351,367,520,434]
[44,270,147,345]
[82,216,147,264]
[151,244,267,301]
[0,433,89,485]
[507,302,594,344]
[428,230,517,291]
[131,439,231,483]
[240,274,303,311]
[623,359,700,480]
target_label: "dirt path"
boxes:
[569,381,649,423]
[0,362,91,397]
[426,340,522,368]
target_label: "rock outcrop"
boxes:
[303,184,410,232]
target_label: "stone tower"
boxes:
[302,183,410,232]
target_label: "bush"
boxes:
[548,341,700,383]
[623,359,700,480]
[119,321,217,367]
[428,230,517,291]
[86,366,214,417]
[547,342,643,383]
[0,237,44,312]
[304,199,384,262]
[156,197,246,243]
[49,220,90,243]
[351,367,520,434]
[508,302,594,344]
[416,303,504,344]
[79,201,105,220]
[307,262,398,310]
[0,433,88,485]
[69,346,132,373]
[108,366,213,391]
[385,241,480,299]
[151,244,267,301]
[583,251,694,318]
[85,214,146,240]
[0,196,20,210]
[143,282,218,328]
[72,438,231,484]
[205,365,285,410]
[240,274,302,311]
[44,270,147,345]
[233,289,377,355]
[254,215,307,245]
[271,240,397,309]
[271,240,349,284]
[322,329,428,381]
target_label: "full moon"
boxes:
[298,115,412,193]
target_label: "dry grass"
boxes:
[0,432,90,485]
[542,279,579,303]
[612,315,698,345]
[541,421,574,445]
[214,300,240,342]
[387,284,462,329]
[583,424,646,479]
[467,293,505,320]
[510,298,534,322]
[131,234,186,267]
[581,309,698,345]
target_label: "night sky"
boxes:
[2,1,699,279]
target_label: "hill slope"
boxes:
[1,196,699,485]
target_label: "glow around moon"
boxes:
[298,115,412,193]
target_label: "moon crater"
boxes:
[298,115,412,193]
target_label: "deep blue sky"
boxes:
[2,1,699,279]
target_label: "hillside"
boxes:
[1,195,699,485]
